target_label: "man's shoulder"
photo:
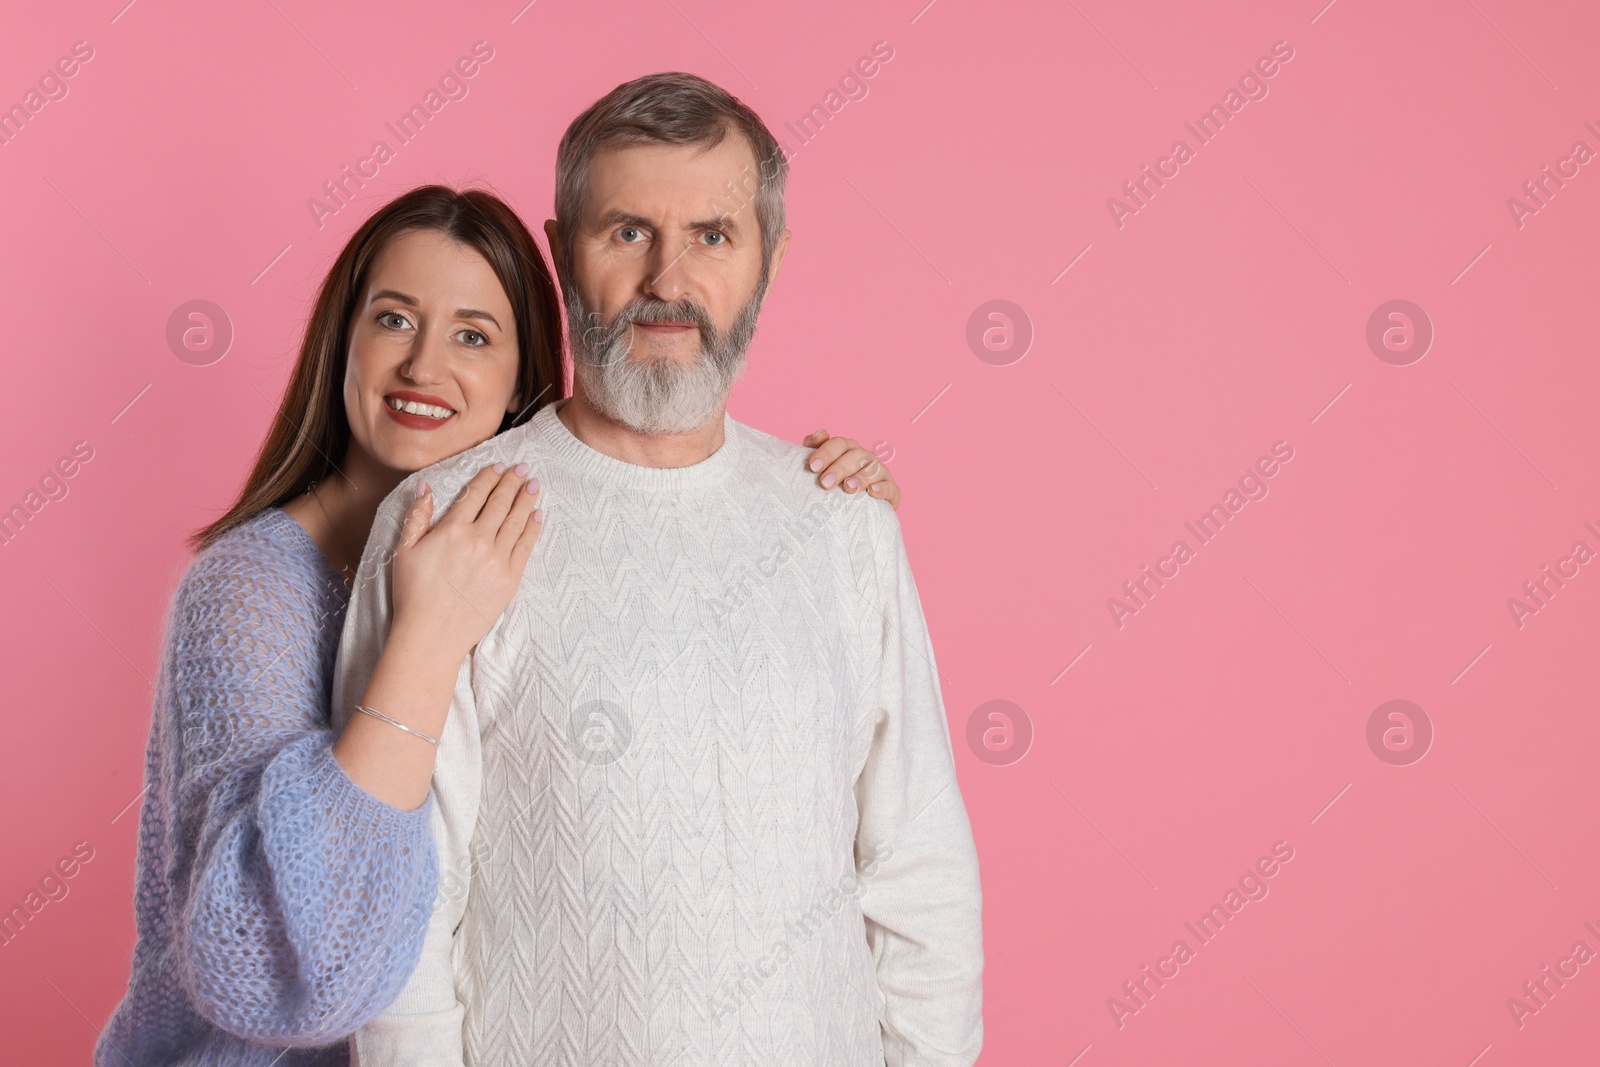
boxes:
[727,417,900,547]
[381,417,552,523]
[727,417,814,482]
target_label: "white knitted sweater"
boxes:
[332,400,983,1066]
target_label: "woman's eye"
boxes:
[377,311,412,329]
[618,226,643,243]
[702,231,726,246]
[456,329,488,347]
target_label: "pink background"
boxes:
[3,0,1599,1063]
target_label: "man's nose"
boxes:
[641,238,692,303]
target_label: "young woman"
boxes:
[95,185,900,1067]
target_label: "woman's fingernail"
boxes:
[532,509,544,523]
[415,481,428,500]
[822,473,837,487]
[513,462,530,476]
[493,462,508,473]
[846,477,859,490]
[871,482,886,493]
[809,457,823,472]
[526,479,540,494]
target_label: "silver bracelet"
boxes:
[354,704,440,746]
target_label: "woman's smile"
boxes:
[383,390,458,430]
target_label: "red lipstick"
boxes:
[383,390,457,431]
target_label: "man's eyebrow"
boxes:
[691,212,744,236]
[595,210,655,230]
[595,209,742,237]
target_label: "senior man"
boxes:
[333,71,983,1067]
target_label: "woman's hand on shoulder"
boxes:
[389,463,544,661]
[801,429,900,511]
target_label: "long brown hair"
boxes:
[192,185,566,551]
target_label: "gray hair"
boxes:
[553,72,789,276]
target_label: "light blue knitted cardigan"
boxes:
[96,508,440,1066]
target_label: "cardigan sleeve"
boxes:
[172,539,440,1046]
[333,478,484,1067]
[852,502,985,1067]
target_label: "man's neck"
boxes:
[556,390,728,468]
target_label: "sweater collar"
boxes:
[530,397,741,491]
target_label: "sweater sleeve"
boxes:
[852,503,985,1067]
[172,543,439,1046]
[332,480,484,1067]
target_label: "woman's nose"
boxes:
[400,330,451,383]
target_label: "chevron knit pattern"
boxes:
[333,401,984,1067]
[97,508,441,1067]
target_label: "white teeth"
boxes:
[387,398,454,419]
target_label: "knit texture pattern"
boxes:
[333,402,984,1067]
[96,508,441,1067]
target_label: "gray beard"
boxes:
[564,282,764,435]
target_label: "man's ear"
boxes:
[543,219,565,284]
[757,229,792,310]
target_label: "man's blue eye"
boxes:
[703,231,725,245]
[619,226,642,242]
